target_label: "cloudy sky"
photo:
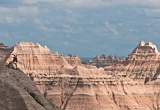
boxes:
[0,0,160,57]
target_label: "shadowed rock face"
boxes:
[0,63,59,110]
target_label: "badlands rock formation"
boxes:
[105,41,160,79]
[88,54,121,67]
[4,42,71,75]
[65,54,82,66]
[0,63,59,110]
[3,41,160,110]
[4,41,104,76]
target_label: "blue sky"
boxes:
[0,0,160,57]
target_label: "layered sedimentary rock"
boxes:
[88,54,121,68]
[35,41,160,110]
[4,42,104,76]
[4,42,72,75]
[3,41,160,110]
[105,41,160,79]
[65,54,83,66]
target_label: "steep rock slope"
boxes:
[105,41,160,79]
[35,75,160,110]
[4,41,105,76]
[0,63,59,110]
[4,42,71,75]
[65,55,83,66]
[34,41,160,110]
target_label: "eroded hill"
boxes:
[2,41,160,110]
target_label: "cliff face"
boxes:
[4,42,104,76]
[4,42,71,75]
[35,41,160,110]
[65,55,83,66]
[3,41,160,110]
[35,75,160,110]
[105,41,160,79]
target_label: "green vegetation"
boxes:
[24,87,44,106]
[28,91,44,106]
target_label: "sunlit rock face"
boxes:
[132,41,159,54]
[4,41,104,76]
[4,41,72,75]
[36,75,160,110]
[33,41,160,110]
[105,41,160,79]
[3,41,160,110]
[65,54,83,66]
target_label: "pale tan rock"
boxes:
[65,55,82,66]
[105,41,160,79]
[4,42,71,75]
[3,41,160,110]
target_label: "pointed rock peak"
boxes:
[138,40,145,46]
[0,43,10,48]
[132,41,159,54]
[54,52,60,56]
[100,54,106,59]
[74,55,80,58]
[0,43,4,46]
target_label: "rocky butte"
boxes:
[88,54,121,68]
[105,41,160,79]
[2,41,160,110]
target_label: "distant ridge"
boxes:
[105,41,160,79]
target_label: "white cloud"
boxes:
[66,0,106,7]
[39,25,57,32]
[0,7,14,13]
[144,9,160,17]
[104,21,119,36]
[0,16,26,24]
[18,6,39,15]
[6,16,14,23]
[64,41,70,46]
[0,6,40,15]
[62,24,74,33]
[21,0,160,8]
[62,24,84,33]
[34,18,50,25]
